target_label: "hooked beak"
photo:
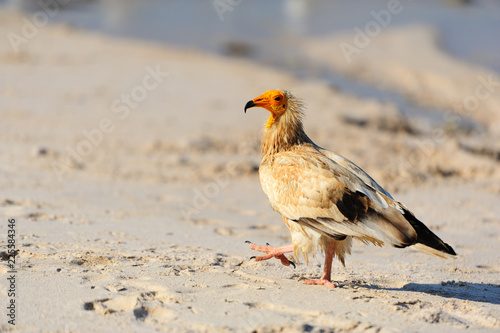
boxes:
[244,92,272,113]
[244,100,256,113]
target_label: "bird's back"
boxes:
[259,142,455,259]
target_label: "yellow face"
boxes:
[244,90,287,117]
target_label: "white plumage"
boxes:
[244,90,456,287]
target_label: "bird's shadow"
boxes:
[339,280,500,305]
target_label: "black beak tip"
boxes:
[244,100,256,113]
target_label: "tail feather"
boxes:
[402,208,456,257]
[412,243,456,259]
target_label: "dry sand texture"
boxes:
[0,9,499,333]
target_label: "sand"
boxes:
[0,10,499,333]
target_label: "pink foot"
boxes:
[303,278,336,288]
[246,242,295,267]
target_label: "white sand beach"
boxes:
[0,5,499,333]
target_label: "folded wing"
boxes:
[259,144,455,257]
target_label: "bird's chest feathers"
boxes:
[260,164,300,204]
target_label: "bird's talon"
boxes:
[303,278,336,288]
[249,256,256,260]
[245,240,252,244]
[289,260,296,269]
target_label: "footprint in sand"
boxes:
[84,289,179,323]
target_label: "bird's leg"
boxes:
[246,241,295,267]
[303,242,336,288]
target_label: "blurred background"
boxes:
[1,0,499,197]
[1,0,499,71]
[2,0,499,134]
[2,0,499,69]
[1,0,500,205]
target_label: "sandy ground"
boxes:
[0,11,499,333]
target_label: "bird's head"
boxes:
[245,90,306,152]
[244,90,287,116]
[245,90,291,129]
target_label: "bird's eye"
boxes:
[274,96,281,101]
